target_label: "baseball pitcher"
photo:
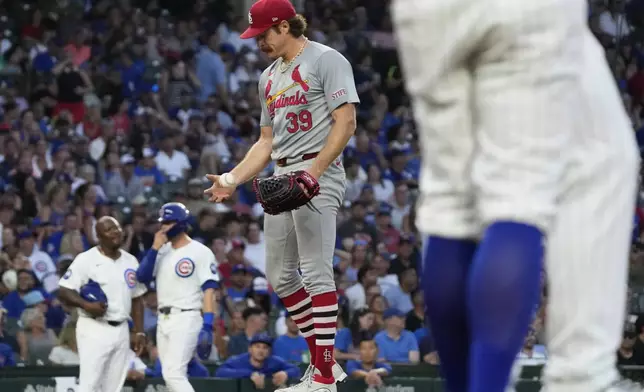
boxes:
[136,202,220,392]
[57,217,146,392]
[392,0,640,391]
[204,0,358,391]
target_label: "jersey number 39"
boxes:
[286,110,312,133]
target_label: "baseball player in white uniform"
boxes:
[58,216,147,392]
[392,0,640,391]
[136,202,220,392]
[204,1,358,391]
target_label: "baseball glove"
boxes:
[196,328,213,360]
[253,171,320,215]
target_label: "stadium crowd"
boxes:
[0,0,641,385]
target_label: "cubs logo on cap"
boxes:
[175,258,195,278]
[124,269,137,288]
[240,0,297,39]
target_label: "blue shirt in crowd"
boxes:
[214,353,300,379]
[272,334,308,362]
[383,286,414,314]
[273,335,309,362]
[196,48,227,103]
[334,328,354,353]
[374,330,419,363]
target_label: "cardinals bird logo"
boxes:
[264,79,273,101]
[291,65,309,92]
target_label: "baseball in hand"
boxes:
[220,173,237,187]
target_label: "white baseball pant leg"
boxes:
[541,29,640,392]
[264,160,344,297]
[76,317,130,392]
[157,311,202,392]
[393,0,587,236]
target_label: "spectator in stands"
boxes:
[369,294,389,331]
[19,231,58,293]
[215,334,300,388]
[375,204,401,253]
[196,30,228,104]
[372,253,398,294]
[0,308,18,356]
[384,268,417,314]
[2,269,42,320]
[346,265,379,315]
[227,307,267,357]
[388,234,421,276]
[272,315,309,363]
[227,264,250,303]
[335,307,376,361]
[16,307,57,364]
[246,276,272,316]
[48,321,79,365]
[244,222,265,275]
[618,330,638,366]
[345,240,371,283]
[103,154,145,203]
[154,132,191,180]
[338,201,378,243]
[405,290,424,332]
[374,308,419,364]
[346,337,392,387]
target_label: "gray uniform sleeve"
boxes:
[259,78,272,127]
[317,50,360,112]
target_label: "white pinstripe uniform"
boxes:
[392,0,640,391]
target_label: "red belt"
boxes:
[276,152,318,167]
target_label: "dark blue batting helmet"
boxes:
[158,202,191,239]
[80,280,108,304]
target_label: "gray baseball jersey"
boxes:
[258,41,360,160]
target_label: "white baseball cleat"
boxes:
[276,363,346,392]
[306,380,337,392]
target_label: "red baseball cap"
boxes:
[240,0,297,39]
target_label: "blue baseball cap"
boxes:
[23,290,46,307]
[18,230,35,240]
[250,333,273,347]
[383,308,406,320]
[378,203,393,216]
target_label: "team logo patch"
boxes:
[124,269,137,288]
[35,261,48,273]
[62,269,72,280]
[210,263,218,275]
[175,258,195,278]
[248,11,253,25]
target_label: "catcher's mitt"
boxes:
[253,171,320,215]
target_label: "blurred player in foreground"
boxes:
[204,0,358,391]
[392,0,640,391]
[136,202,220,392]
[58,216,146,392]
